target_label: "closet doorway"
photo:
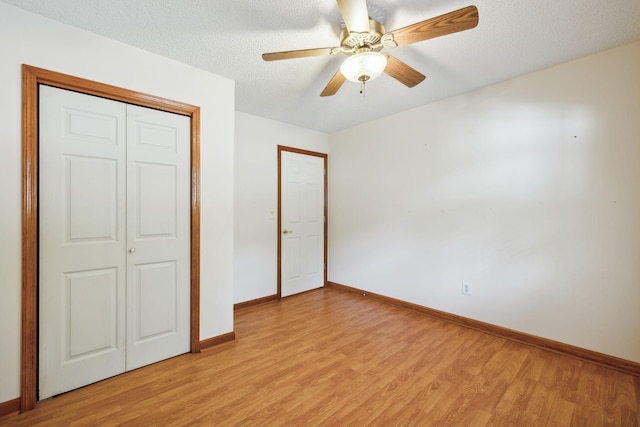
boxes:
[21,65,201,411]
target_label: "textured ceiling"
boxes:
[4,0,640,133]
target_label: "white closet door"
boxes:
[39,86,128,399]
[280,151,325,297]
[125,104,191,370]
[39,87,191,399]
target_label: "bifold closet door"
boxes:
[38,86,190,400]
[125,104,191,371]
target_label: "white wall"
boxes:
[234,112,328,303]
[0,3,235,403]
[328,40,640,363]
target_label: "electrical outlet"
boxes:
[462,281,472,296]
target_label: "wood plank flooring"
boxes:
[3,287,639,426]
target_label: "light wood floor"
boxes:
[4,287,640,426]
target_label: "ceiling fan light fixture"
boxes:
[340,51,388,83]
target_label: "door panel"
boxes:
[125,104,191,371]
[66,156,119,241]
[305,235,321,275]
[134,261,178,340]
[287,236,302,279]
[39,86,127,400]
[66,268,119,358]
[136,163,177,237]
[281,150,326,297]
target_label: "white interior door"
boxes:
[280,150,326,297]
[125,104,191,370]
[39,86,190,399]
[39,86,128,399]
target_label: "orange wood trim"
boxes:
[22,65,199,115]
[0,397,21,420]
[20,65,202,412]
[277,146,328,157]
[277,148,282,298]
[323,156,328,287]
[21,65,38,413]
[234,294,279,311]
[190,107,201,354]
[326,281,640,377]
[199,332,236,351]
[277,146,329,297]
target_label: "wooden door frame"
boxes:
[21,65,201,412]
[277,146,328,298]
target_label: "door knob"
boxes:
[129,248,136,253]
[283,229,293,234]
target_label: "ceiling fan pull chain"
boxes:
[360,80,366,97]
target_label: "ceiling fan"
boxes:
[262,0,479,96]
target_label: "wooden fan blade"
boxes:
[320,69,347,97]
[390,5,479,47]
[262,47,334,62]
[336,0,370,33]
[384,56,425,88]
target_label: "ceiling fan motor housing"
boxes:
[340,19,386,53]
